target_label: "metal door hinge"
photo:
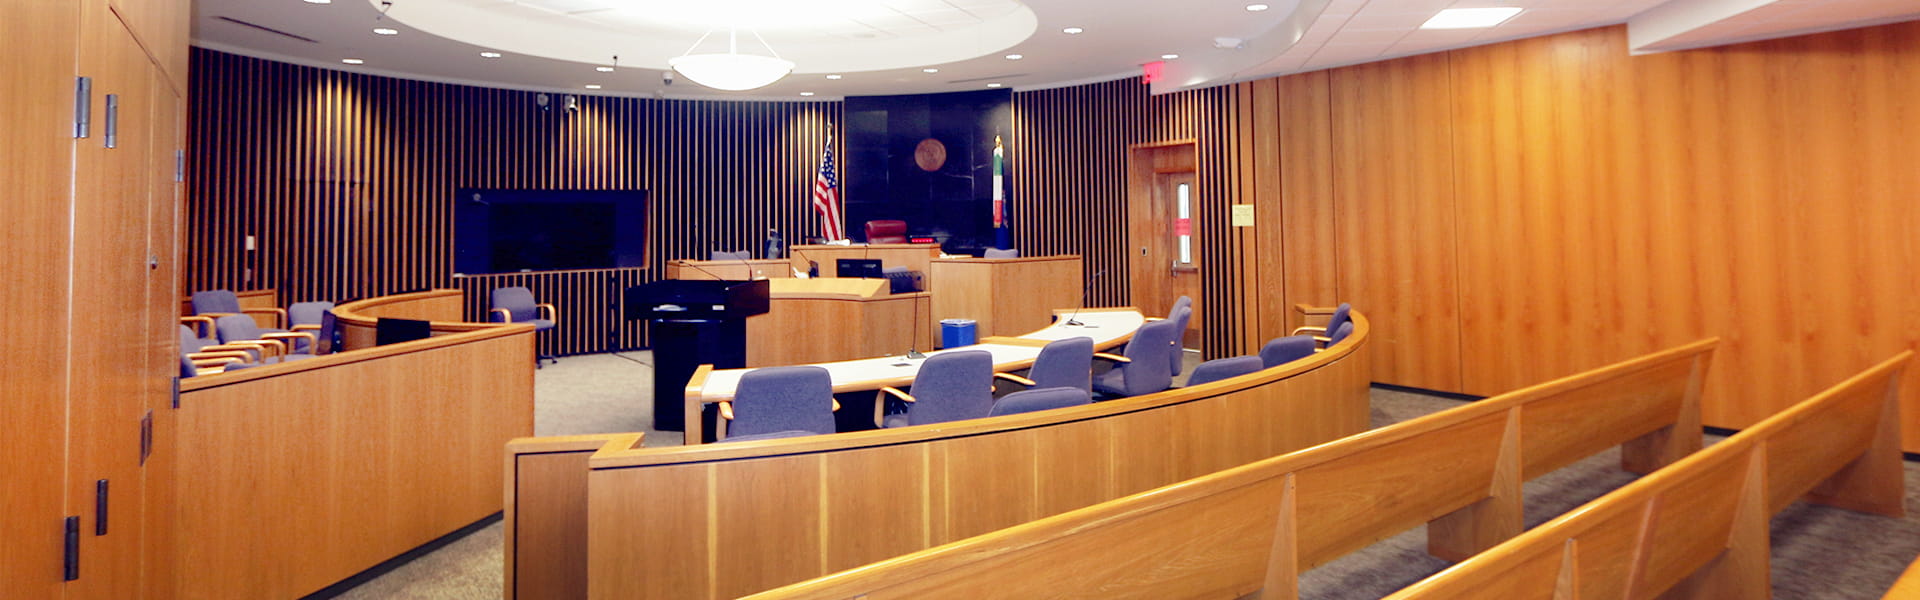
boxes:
[140,411,154,465]
[94,480,109,536]
[62,517,79,581]
[74,77,92,139]
[175,150,186,182]
[171,376,181,409]
[103,94,118,149]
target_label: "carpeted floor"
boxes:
[325,353,1920,599]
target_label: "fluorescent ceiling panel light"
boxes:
[1161,53,1178,59]
[340,58,364,64]
[480,51,502,58]
[1246,3,1268,11]
[1421,7,1522,29]
[373,27,398,35]
[1062,27,1083,34]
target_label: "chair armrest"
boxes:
[490,307,512,323]
[290,324,321,332]
[831,399,842,412]
[188,350,256,362]
[718,401,734,421]
[262,331,317,352]
[180,315,216,337]
[993,372,1037,387]
[1093,352,1131,364]
[242,307,288,329]
[190,356,244,372]
[1290,325,1328,336]
[876,386,916,403]
[1313,335,1332,346]
[1144,317,1165,322]
[537,303,559,323]
[198,344,264,360]
[229,339,286,358]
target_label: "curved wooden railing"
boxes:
[744,339,1719,600]
[503,311,1375,600]
[332,288,503,351]
[172,290,536,599]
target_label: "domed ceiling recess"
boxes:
[191,0,1920,100]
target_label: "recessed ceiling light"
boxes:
[800,92,816,97]
[1004,54,1023,60]
[303,0,330,4]
[584,84,602,89]
[340,58,363,65]
[987,83,1002,88]
[923,68,939,73]
[1062,27,1084,34]
[1421,7,1523,29]
[1161,53,1179,60]
[825,74,842,80]
[596,66,615,72]
[372,27,398,35]
[1246,3,1269,11]
[479,51,502,58]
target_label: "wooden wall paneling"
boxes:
[144,50,186,600]
[189,50,841,355]
[0,0,78,594]
[1274,71,1339,335]
[1328,52,1464,391]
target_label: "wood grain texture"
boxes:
[0,0,79,595]
[786,244,942,287]
[573,312,1373,599]
[743,340,1716,600]
[1385,352,1909,600]
[171,326,535,599]
[1328,51,1464,392]
[927,255,1082,338]
[740,283,933,366]
[504,433,639,600]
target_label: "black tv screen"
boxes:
[454,189,647,275]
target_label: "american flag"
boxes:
[811,133,845,241]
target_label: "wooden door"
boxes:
[67,4,157,596]
[0,0,81,595]
[1127,142,1201,347]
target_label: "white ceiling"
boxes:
[190,0,1920,100]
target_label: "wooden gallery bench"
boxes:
[1386,351,1909,599]
[744,339,1720,600]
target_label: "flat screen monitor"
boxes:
[836,258,883,279]
[454,189,648,275]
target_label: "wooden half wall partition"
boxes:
[744,338,1717,600]
[171,319,536,599]
[1385,351,1909,600]
[331,287,500,351]
[502,311,1374,600]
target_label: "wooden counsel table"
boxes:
[682,307,1144,445]
[929,254,1083,339]
[789,243,944,287]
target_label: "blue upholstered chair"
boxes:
[1260,335,1318,368]
[1292,303,1351,344]
[490,286,558,365]
[710,250,753,261]
[214,314,315,359]
[983,248,1019,259]
[1185,355,1264,387]
[288,301,338,354]
[720,366,837,440]
[1325,321,1355,347]
[988,386,1091,416]
[1091,318,1181,398]
[178,324,256,375]
[191,289,287,328]
[1167,297,1192,376]
[880,350,995,428]
[998,337,1093,393]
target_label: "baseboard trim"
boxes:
[299,512,502,600]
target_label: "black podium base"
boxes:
[649,319,747,432]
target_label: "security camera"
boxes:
[663,71,674,86]
[536,93,551,111]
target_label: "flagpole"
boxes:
[993,135,1009,250]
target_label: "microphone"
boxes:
[904,286,926,359]
[791,245,819,278]
[678,258,731,281]
[730,251,760,280]
[1062,269,1107,327]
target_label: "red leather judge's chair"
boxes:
[865,220,908,244]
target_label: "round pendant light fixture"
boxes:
[669,29,794,91]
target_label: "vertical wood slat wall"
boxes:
[1009,78,1247,357]
[186,49,840,356]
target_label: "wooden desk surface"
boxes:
[686,308,1143,444]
